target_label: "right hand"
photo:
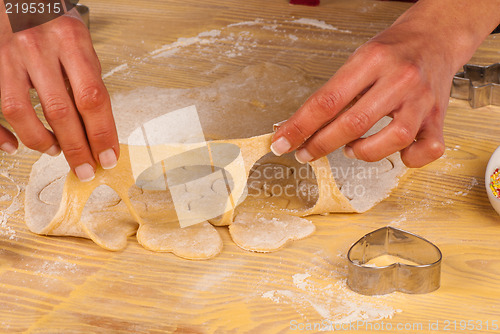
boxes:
[0,6,119,182]
[272,0,500,168]
[272,26,450,168]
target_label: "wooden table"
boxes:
[1,0,500,332]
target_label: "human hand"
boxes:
[272,26,452,168]
[272,0,500,168]
[0,6,119,181]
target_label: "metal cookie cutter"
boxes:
[347,226,442,296]
[451,63,500,108]
[66,0,90,29]
[75,4,90,29]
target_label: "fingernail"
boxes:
[75,163,95,182]
[295,148,314,164]
[45,144,61,157]
[343,146,356,159]
[99,148,117,169]
[0,142,17,155]
[271,137,291,156]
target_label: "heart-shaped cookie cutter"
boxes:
[347,226,442,295]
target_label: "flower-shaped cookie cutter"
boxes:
[451,63,500,108]
[347,226,442,295]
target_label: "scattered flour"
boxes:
[262,272,400,325]
[262,24,279,32]
[456,177,479,197]
[0,213,17,240]
[291,18,352,34]
[150,29,221,59]
[33,255,79,276]
[0,170,21,240]
[102,63,129,80]
[227,19,265,28]
[101,17,353,79]
[389,216,407,227]
[292,272,311,290]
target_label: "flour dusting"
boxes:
[100,17,353,80]
[262,272,400,325]
[292,272,311,290]
[34,255,79,276]
[0,169,21,240]
[291,18,352,33]
[102,63,129,79]
[227,19,265,28]
[150,29,221,59]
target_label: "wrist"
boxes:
[391,0,500,73]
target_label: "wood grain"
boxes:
[0,0,500,332]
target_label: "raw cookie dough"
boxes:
[25,63,408,259]
[229,212,315,252]
[26,150,224,258]
[137,221,223,260]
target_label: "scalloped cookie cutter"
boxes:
[347,226,442,296]
[451,63,500,108]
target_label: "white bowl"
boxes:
[485,145,500,215]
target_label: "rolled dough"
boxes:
[25,63,408,259]
[229,212,316,252]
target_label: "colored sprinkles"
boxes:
[490,168,500,199]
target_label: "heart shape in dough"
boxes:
[137,221,223,260]
[229,212,315,252]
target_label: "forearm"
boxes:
[272,0,496,167]
[391,0,500,73]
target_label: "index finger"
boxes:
[60,36,120,170]
[271,52,377,156]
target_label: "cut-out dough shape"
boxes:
[25,63,408,258]
[137,221,222,260]
[128,185,223,258]
[229,212,315,252]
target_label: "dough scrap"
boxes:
[229,212,315,252]
[25,151,141,250]
[25,63,408,258]
[26,150,223,258]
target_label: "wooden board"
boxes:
[1,0,500,332]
